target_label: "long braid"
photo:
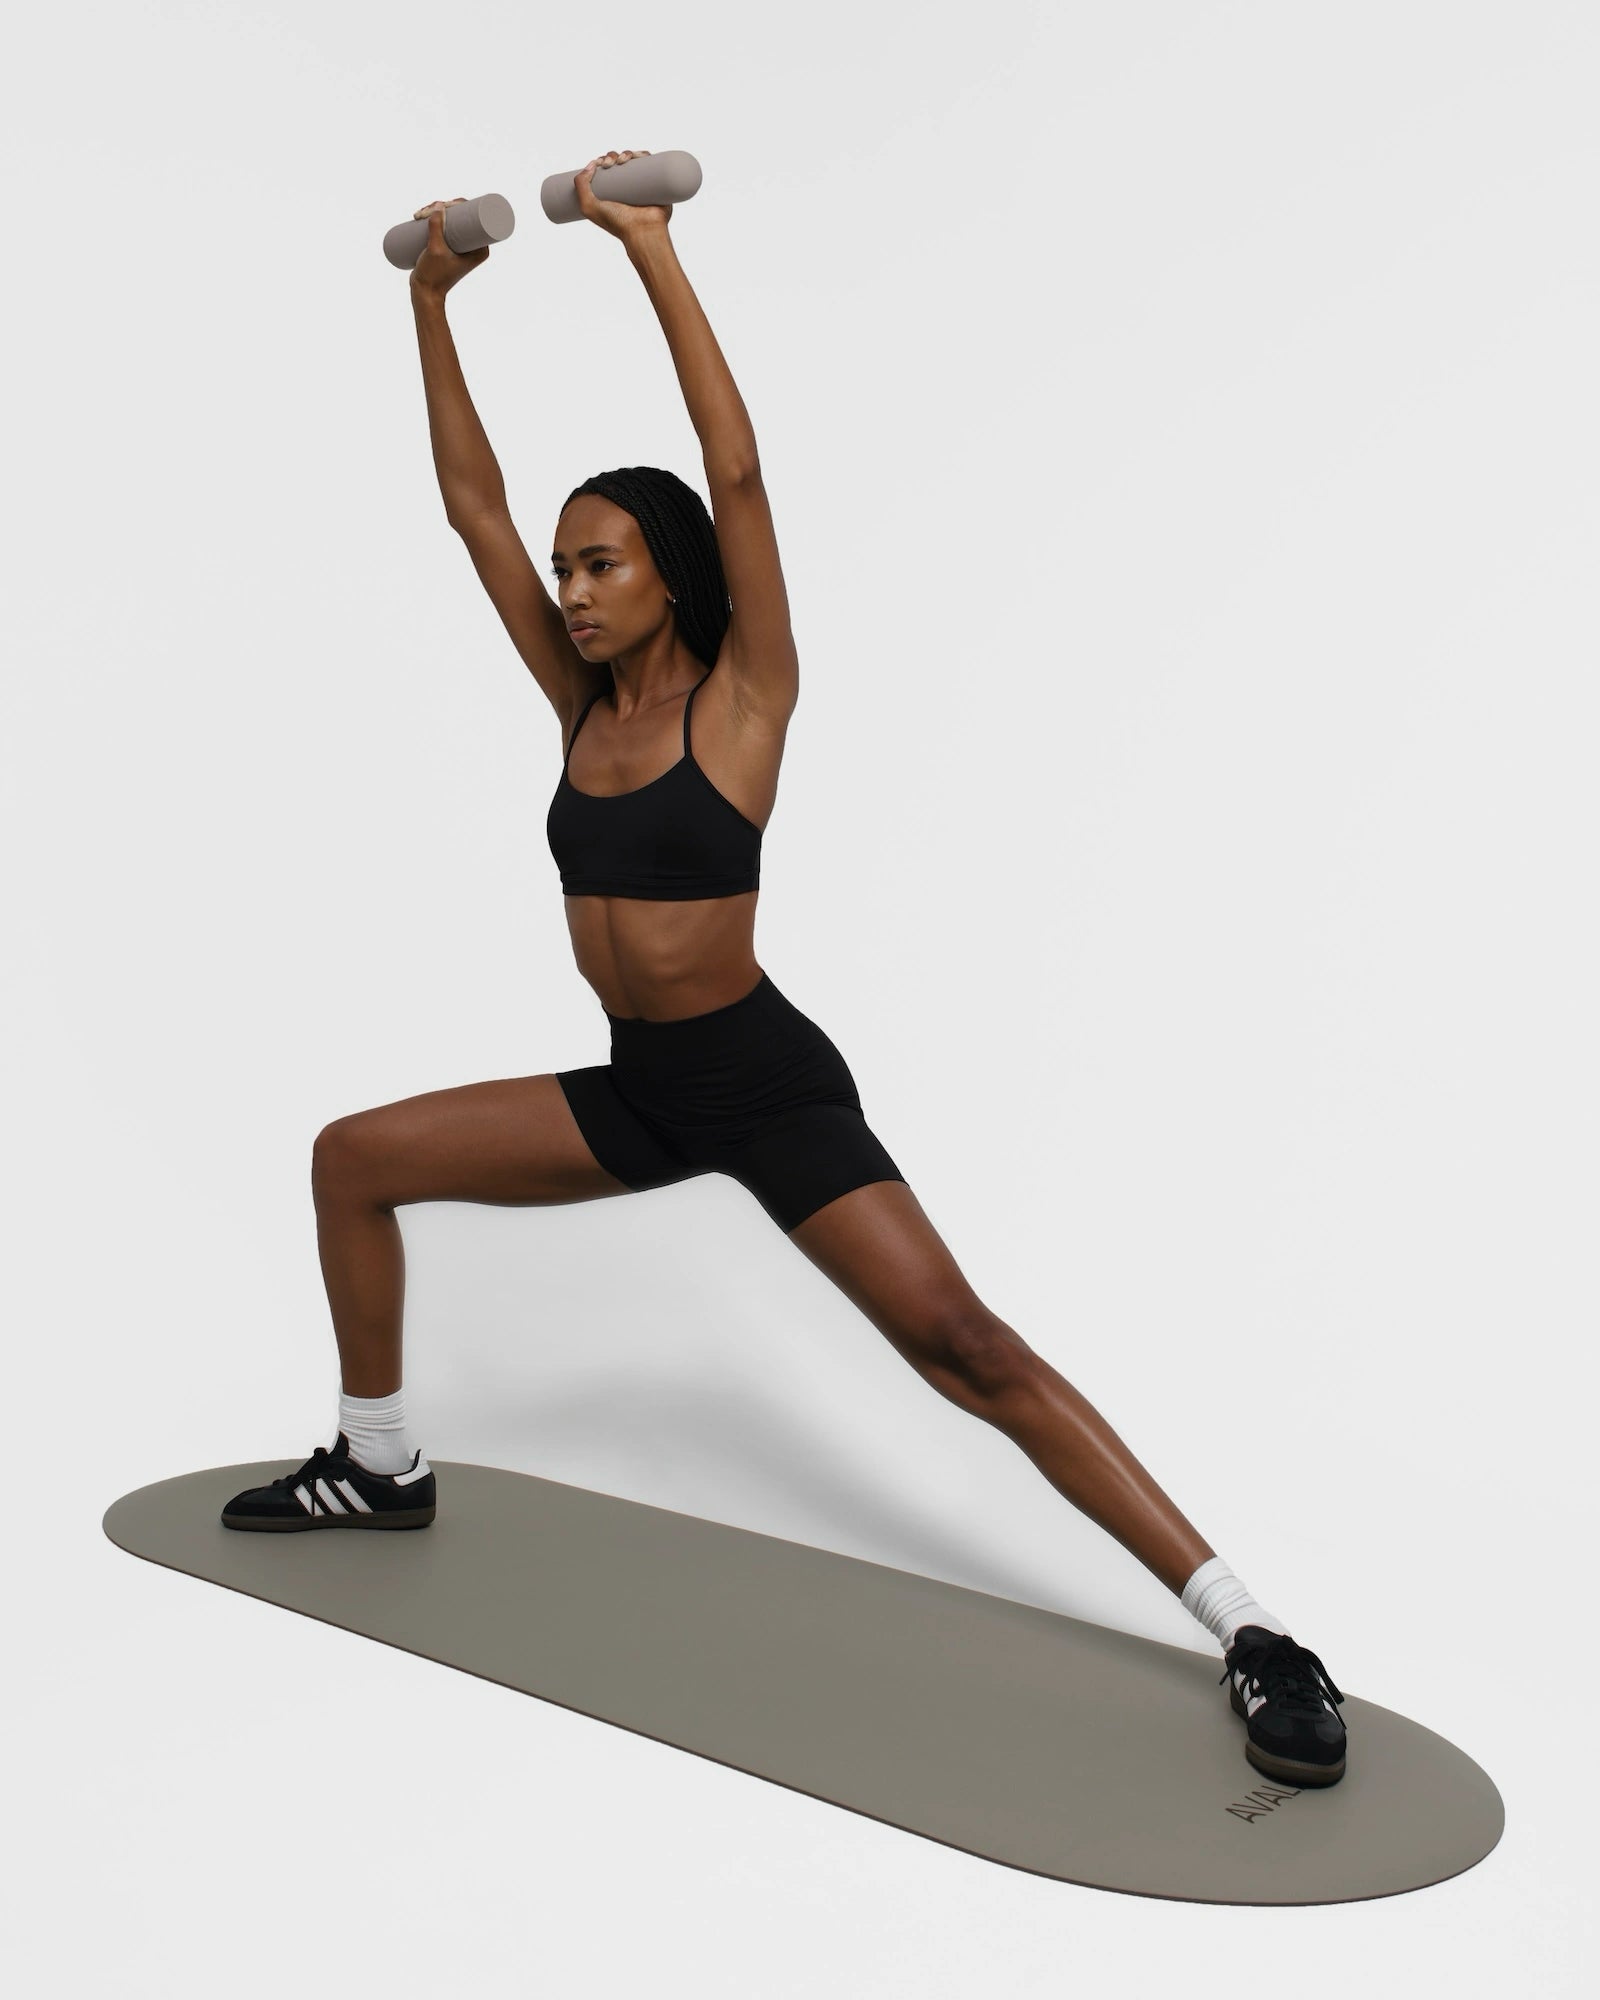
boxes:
[563,465,730,669]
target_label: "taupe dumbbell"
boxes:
[381,152,703,266]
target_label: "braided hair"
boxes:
[562,465,730,670]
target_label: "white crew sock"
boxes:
[1180,1555,1288,1654]
[337,1385,418,1475]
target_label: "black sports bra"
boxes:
[545,669,763,900]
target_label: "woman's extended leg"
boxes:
[786,1178,1216,1595]
[310,1072,635,1398]
[785,1178,1350,1784]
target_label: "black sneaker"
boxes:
[220,1431,436,1532]
[1221,1624,1347,1786]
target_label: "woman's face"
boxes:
[550,496,672,660]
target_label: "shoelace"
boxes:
[1220,1630,1346,1716]
[271,1444,345,1493]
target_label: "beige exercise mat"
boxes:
[103,1459,1503,1905]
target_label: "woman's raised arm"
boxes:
[408,202,505,522]
[573,153,797,715]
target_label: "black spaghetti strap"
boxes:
[683,670,713,761]
[565,687,605,767]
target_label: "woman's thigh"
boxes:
[312,1072,636,1208]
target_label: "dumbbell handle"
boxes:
[539,149,702,224]
[382,194,515,271]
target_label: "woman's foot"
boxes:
[1221,1625,1347,1786]
[220,1431,436,1531]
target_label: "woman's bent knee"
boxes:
[311,1116,376,1197]
[308,1078,637,1209]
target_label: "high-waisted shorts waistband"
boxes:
[605,970,780,1067]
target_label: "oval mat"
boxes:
[104,1459,1503,1905]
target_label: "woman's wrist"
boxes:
[625,225,676,272]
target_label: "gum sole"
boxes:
[220,1508,436,1532]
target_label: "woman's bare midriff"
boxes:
[563,889,762,1021]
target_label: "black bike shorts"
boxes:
[555,970,906,1233]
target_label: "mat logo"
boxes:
[1225,1783,1302,1823]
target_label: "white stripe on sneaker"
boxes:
[334,1477,373,1511]
[1235,1670,1268,1717]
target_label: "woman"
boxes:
[222,153,1347,1788]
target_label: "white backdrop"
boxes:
[6,2,1595,1993]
